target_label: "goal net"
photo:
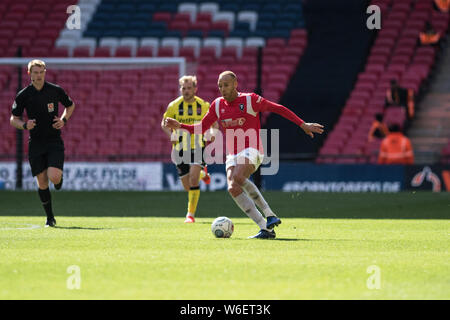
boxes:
[0,57,186,163]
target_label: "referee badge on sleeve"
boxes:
[12,101,17,110]
[47,103,54,112]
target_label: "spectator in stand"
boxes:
[433,0,450,12]
[385,79,415,120]
[368,113,389,142]
[419,22,442,47]
[378,124,414,165]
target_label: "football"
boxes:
[211,217,234,238]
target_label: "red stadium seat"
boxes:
[196,12,212,23]
[179,47,196,62]
[137,46,155,57]
[209,21,229,36]
[157,47,174,57]
[73,46,91,57]
[115,46,133,57]
[190,21,210,35]
[153,12,172,24]
[94,47,112,57]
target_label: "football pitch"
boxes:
[0,191,448,300]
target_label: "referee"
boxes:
[10,60,75,227]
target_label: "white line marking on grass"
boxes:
[0,223,42,230]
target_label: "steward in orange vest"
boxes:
[378,124,414,165]
[434,0,450,12]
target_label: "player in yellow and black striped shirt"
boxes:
[161,75,218,223]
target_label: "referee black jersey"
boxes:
[12,81,73,141]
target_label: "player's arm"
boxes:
[161,117,173,140]
[161,115,173,140]
[10,95,36,130]
[368,122,377,142]
[53,86,75,129]
[204,121,219,143]
[10,115,36,130]
[53,103,75,129]
[161,105,178,143]
[165,106,218,134]
[385,89,393,105]
[256,95,324,138]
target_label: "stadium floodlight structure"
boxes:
[0,57,187,188]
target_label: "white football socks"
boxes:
[232,192,267,230]
[241,179,276,218]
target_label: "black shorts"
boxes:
[172,148,206,177]
[28,139,65,177]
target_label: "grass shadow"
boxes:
[54,226,113,231]
[196,221,255,226]
[273,238,356,242]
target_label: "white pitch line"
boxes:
[0,223,42,230]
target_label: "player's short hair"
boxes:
[179,75,197,87]
[389,124,401,132]
[28,59,46,73]
[375,113,384,122]
[218,71,237,81]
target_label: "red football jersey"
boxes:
[180,92,305,155]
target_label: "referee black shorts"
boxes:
[28,138,65,177]
[172,148,206,177]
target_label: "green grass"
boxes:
[0,191,449,299]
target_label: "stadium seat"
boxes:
[224,38,244,59]
[203,38,223,58]
[212,11,234,30]
[198,3,219,16]
[94,47,112,57]
[99,37,120,55]
[153,12,172,24]
[114,46,133,57]
[140,38,159,56]
[181,38,202,58]
[179,47,196,62]
[178,3,197,23]
[136,46,155,57]
[73,46,92,57]
[157,46,175,57]
[237,11,258,32]
[118,38,138,56]
[0,0,313,161]
[160,38,181,56]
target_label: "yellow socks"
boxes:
[188,186,200,216]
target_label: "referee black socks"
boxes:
[38,188,54,219]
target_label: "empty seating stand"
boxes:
[0,0,308,161]
[316,0,449,164]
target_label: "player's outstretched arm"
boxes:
[300,122,324,138]
[164,117,181,130]
[257,96,324,138]
[166,108,218,134]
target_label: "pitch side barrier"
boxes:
[0,162,449,192]
[163,163,450,193]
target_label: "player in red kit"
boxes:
[165,71,324,239]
